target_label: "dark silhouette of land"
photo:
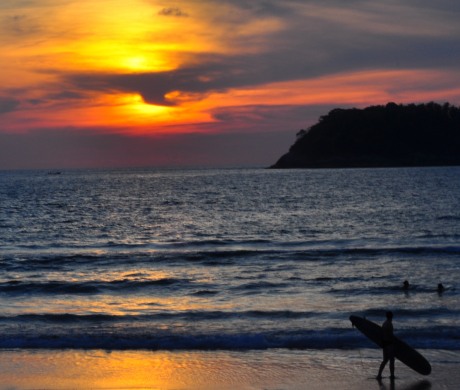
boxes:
[271,102,460,168]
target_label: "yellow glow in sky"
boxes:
[0,0,224,131]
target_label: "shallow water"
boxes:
[0,167,459,350]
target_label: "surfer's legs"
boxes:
[388,344,395,378]
[377,345,394,379]
[389,345,395,378]
[377,358,387,379]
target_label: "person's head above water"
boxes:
[386,311,393,320]
[403,280,409,289]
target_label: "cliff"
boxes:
[271,102,460,168]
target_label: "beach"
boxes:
[0,349,458,389]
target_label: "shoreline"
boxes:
[0,348,458,389]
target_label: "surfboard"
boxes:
[349,315,431,375]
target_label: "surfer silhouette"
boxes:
[402,280,409,290]
[377,311,395,380]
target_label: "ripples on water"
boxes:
[0,167,459,350]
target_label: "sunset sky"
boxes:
[1,0,460,169]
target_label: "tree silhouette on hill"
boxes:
[271,102,460,168]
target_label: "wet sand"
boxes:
[0,349,458,389]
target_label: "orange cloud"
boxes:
[210,68,460,108]
[3,67,460,135]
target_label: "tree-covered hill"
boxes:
[271,102,460,168]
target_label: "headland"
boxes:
[271,102,460,169]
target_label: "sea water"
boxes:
[0,167,459,351]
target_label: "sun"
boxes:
[124,56,148,71]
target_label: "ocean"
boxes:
[0,167,459,352]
